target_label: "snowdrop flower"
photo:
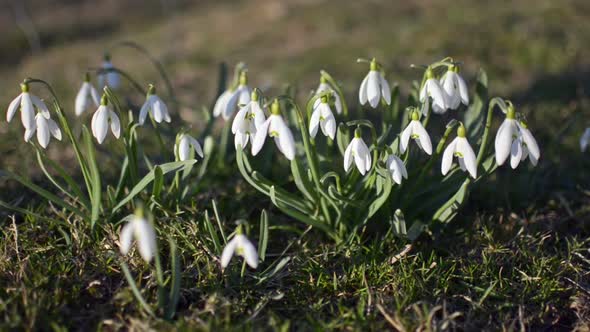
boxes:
[359,58,391,108]
[309,95,336,140]
[119,212,157,263]
[7,83,50,130]
[97,54,120,89]
[213,90,232,118]
[440,65,469,110]
[386,154,408,185]
[510,121,540,168]
[581,128,590,152]
[24,113,62,148]
[223,71,251,120]
[75,73,100,116]
[139,85,171,125]
[316,75,343,114]
[420,67,448,114]
[91,95,121,144]
[232,89,266,149]
[441,125,477,178]
[175,133,204,161]
[252,99,295,160]
[400,110,432,155]
[494,104,522,166]
[344,128,372,175]
[220,232,258,269]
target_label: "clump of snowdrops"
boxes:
[2,43,543,317]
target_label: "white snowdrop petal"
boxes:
[232,105,250,134]
[367,71,381,108]
[379,74,391,105]
[352,139,367,175]
[309,108,321,138]
[456,74,469,105]
[251,102,266,129]
[234,131,250,150]
[213,91,230,117]
[93,108,109,144]
[276,120,295,160]
[48,118,62,140]
[324,113,336,140]
[510,138,522,169]
[139,99,151,125]
[21,94,35,129]
[119,222,135,255]
[135,219,156,262]
[24,128,35,142]
[251,118,271,156]
[343,140,354,172]
[400,124,412,153]
[495,120,516,165]
[178,136,191,161]
[413,121,433,155]
[36,115,50,149]
[31,95,50,119]
[581,128,590,152]
[75,83,90,116]
[109,111,121,139]
[359,74,369,105]
[441,139,457,176]
[220,237,239,268]
[519,126,540,161]
[426,79,448,110]
[7,94,22,122]
[237,235,259,269]
[458,138,477,178]
[189,136,204,158]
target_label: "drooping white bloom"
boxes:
[97,56,120,89]
[359,58,391,108]
[75,75,100,116]
[251,100,295,160]
[420,68,448,114]
[91,96,121,144]
[220,233,258,269]
[441,126,477,178]
[344,129,372,175]
[232,90,266,149]
[119,214,157,263]
[223,72,251,120]
[175,133,204,161]
[495,114,519,166]
[309,96,336,140]
[440,66,469,110]
[7,83,50,130]
[386,155,408,185]
[139,85,171,125]
[213,90,232,118]
[400,112,432,155]
[510,122,540,168]
[24,113,62,149]
[316,77,343,114]
[581,128,590,152]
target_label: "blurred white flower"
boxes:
[386,155,408,185]
[251,99,295,160]
[420,67,448,114]
[7,83,50,130]
[581,128,590,152]
[510,122,540,168]
[316,76,342,114]
[213,90,232,118]
[220,233,258,269]
[119,214,157,263]
[359,58,391,108]
[175,133,204,161]
[344,129,372,175]
[75,74,100,116]
[440,65,469,110]
[223,72,251,120]
[309,95,336,140]
[91,96,121,144]
[400,111,432,155]
[97,55,120,89]
[139,85,171,125]
[232,90,266,149]
[441,125,477,178]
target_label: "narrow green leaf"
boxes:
[165,238,181,320]
[120,262,156,317]
[258,210,269,261]
[82,126,102,229]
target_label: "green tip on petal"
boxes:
[370,58,379,71]
[100,94,109,106]
[147,84,156,95]
[251,89,259,102]
[457,124,466,138]
[354,127,362,138]
[20,82,29,93]
[271,99,281,115]
[239,71,248,85]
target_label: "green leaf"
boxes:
[204,210,222,254]
[112,160,196,213]
[121,262,156,317]
[336,123,350,156]
[464,69,488,142]
[290,158,317,202]
[152,166,164,199]
[82,126,102,229]
[258,210,269,262]
[165,237,181,320]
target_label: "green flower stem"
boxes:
[476,97,504,166]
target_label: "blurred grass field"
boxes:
[1,0,590,330]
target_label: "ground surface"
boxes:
[0,0,589,330]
